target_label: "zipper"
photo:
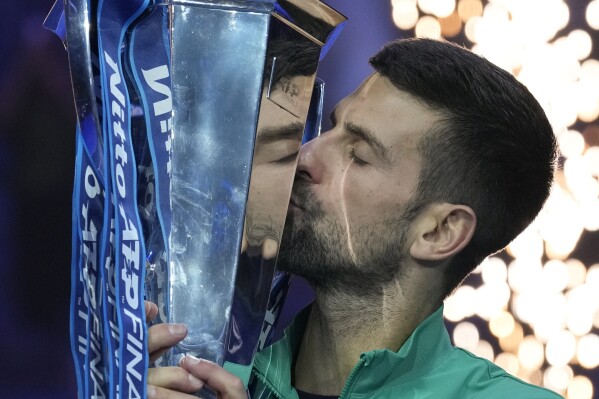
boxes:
[252,369,284,399]
[338,354,367,399]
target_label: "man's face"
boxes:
[243,91,303,256]
[278,73,441,294]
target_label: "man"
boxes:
[145,38,561,399]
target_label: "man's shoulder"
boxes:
[444,347,564,399]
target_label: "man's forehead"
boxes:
[338,72,381,104]
[332,73,403,115]
[330,73,440,151]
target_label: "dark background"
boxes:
[0,1,597,398]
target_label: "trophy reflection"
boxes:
[150,0,346,378]
[228,66,318,368]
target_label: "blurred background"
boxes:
[0,0,598,398]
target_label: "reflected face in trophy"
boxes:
[241,84,305,259]
[278,73,441,293]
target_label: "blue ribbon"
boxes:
[97,0,151,397]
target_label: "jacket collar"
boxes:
[348,305,453,395]
[253,306,310,399]
[253,305,452,397]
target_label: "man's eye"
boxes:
[349,148,368,165]
[273,151,299,164]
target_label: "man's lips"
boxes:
[289,195,303,210]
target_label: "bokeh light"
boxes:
[500,320,524,352]
[495,352,519,375]
[566,259,588,288]
[546,330,577,366]
[439,11,462,37]
[568,30,593,62]
[559,130,586,159]
[444,284,477,322]
[390,0,599,397]
[414,15,442,38]
[568,376,594,399]
[544,365,574,394]
[453,321,480,352]
[518,336,545,371]
[473,339,494,361]
[457,0,483,22]
[577,333,599,369]
[428,0,456,18]
[489,311,515,338]
[587,0,599,30]
[392,0,420,30]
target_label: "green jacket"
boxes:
[247,306,563,399]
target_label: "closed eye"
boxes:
[349,147,368,166]
[273,151,299,165]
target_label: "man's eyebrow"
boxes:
[257,121,304,144]
[344,121,392,166]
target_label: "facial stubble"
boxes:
[277,180,415,297]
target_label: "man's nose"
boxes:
[295,133,327,184]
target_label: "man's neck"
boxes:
[292,279,441,396]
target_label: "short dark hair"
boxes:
[369,38,557,295]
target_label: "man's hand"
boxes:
[145,302,247,399]
[241,227,279,260]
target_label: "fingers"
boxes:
[180,356,247,399]
[145,301,186,362]
[148,366,204,393]
[147,357,247,399]
[241,230,248,254]
[148,323,188,363]
[145,301,159,321]
[261,238,278,260]
[241,222,279,259]
[147,384,199,399]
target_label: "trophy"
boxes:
[46,0,345,397]
[151,0,346,375]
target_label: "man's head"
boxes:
[278,73,439,296]
[278,38,556,300]
[369,38,556,294]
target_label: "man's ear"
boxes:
[409,204,476,262]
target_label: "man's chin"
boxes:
[276,226,309,274]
